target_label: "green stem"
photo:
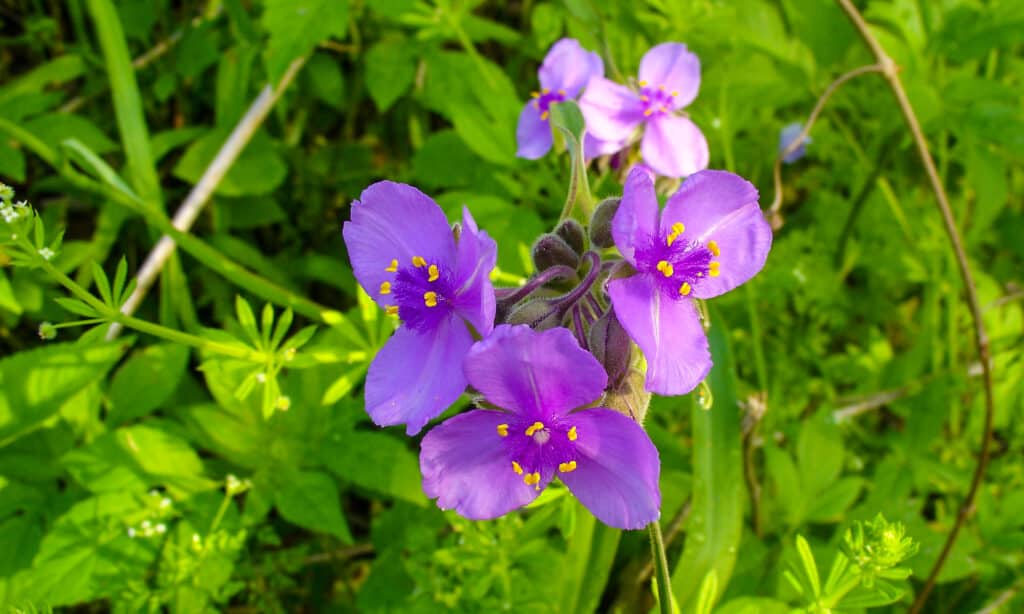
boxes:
[649,521,673,614]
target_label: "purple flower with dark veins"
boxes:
[420,325,661,530]
[516,38,608,160]
[580,42,709,178]
[608,167,772,395]
[343,181,496,434]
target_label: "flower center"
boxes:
[531,88,568,121]
[636,221,721,297]
[638,81,679,119]
[496,418,580,490]
[379,255,454,331]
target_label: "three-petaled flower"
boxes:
[343,181,497,434]
[420,325,661,530]
[608,167,772,395]
[516,38,615,160]
[581,42,709,178]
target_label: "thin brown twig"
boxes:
[767,63,884,228]
[303,543,374,566]
[833,2,996,612]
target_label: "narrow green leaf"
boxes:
[796,535,822,597]
[53,297,101,318]
[90,261,113,306]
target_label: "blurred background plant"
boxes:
[0,0,1021,612]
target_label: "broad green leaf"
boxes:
[173,130,287,197]
[262,0,350,82]
[321,431,425,505]
[274,470,352,542]
[0,340,129,447]
[365,38,416,112]
[24,113,117,154]
[107,344,190,425]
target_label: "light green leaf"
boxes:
[365,38,417,112]
[274,470,352,542]
[321,431,425,505]
[107,344,190,425]
[262,0,350,82]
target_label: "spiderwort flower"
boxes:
[608,167,772,395]
[516,38,605,159]
[580,43,709,178]
[420,325,660,530]
[343,181,497,434]
[779,122,810,164]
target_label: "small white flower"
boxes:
[13,200,27,208]
[127,527,137,538]
[38,247,55,261]
[1,207,17,223]
[275,396,291,411]
[155,523,167,534]
[255,372,267,383]
[160,497,172,509]
[141,520,152,529]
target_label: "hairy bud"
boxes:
[531,233,579,272]
[589,197,620,248]
[587,309,631,388]
[504,298,563,330]
[602,369,651,423]
[554,219,586,255]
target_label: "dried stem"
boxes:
[767,63,883,227]
[833,2,996,612]
[106,57,307,340]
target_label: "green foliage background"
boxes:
[0,0,1021,611]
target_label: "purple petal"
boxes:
[539,38,604,98]
[638,42,701,108]
[452,206,497,336]
[608,274,711,395]
[611,166,660,265]
[343,182,457,308]
[579,77,644,143]
[583,133,627,160]
[463,325,607,418]
[559,408,660,529]
[661,170,772,298]
[365,315,473,435]
[516,102,553,159]
[640,115,709,178]
[421,409,540,519]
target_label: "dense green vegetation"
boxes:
[0,1,1021,612]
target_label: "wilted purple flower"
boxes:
[608,167,772,395]
[343,181,497,434]
[420,325,660,530]
[779,122,810,164]
[580,42,709,178]
[516,38,605,159]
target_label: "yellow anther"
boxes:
[428,264,439,282]
[660,105,668,113]
[666,222,685,246]
[658,85,666,91]
[512,461,523,475]
[379,281,391,295]
[640,95,650,102]
[671,90,679,97]
[412,255,427,268]
[540,111,549,121]
[709,261,721,278]
[524,472,541,486]
[643,108,654,117]
[385,258,398,272]
[542,88,551,94]
[423,291,438,307]
[708,240,720,257]
[559,461,578,473]
[679,282,692,296]
[525,421,544,436]
[531,91,540,99]
[656,260,674,277]
[639,80,648,87]
[568,426,578,441]
[385,305,399,316]
[497,423,509,437]
[558,89,566,96]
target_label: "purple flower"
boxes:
[420,325,661,530]
[608,167,772,395]
[343,181,497,435]
[580,42,709,178]
[779,122,810,164]
[516,38,604,159]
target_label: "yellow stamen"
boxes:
[666,222,685,246]
[512,461,523,475]
[385,305,399,316]
[428,264,439,282]
[412,255,427,268]
[709,261,721,277]
[658,85,666,91]
[558,89,566,96]
[568,426,578,441]
[679,282,691,296]
[559,461,578,473]
[708,240,720,257]
[525,421,544,436]
[524,472,541,487]
[640,95,650,102]
[638,80,648,87]
[643,108,654,117]
[423,291,438,307]
[671,90,679,97]
[542,88,550,94]
[531,91,540,99]
[379,281,391,295]
[385,258,398,272]
[540,111,549,121]
[497,423,509,437]
[656,260,674,277]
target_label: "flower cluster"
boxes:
[517,39,710,178]
[342,38,772,530]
